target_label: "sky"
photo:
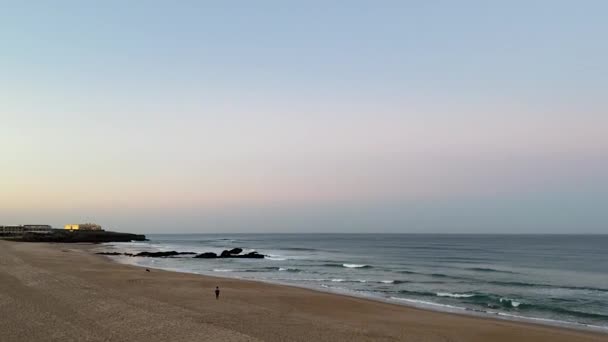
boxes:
[1,1,607,233]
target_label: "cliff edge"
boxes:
[12,229,146,243]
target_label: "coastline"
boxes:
[1,240,605,342]
[112,248,608,335]
[102,236,608,334]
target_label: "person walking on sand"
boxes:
[215,286,220,300]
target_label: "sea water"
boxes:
[100,234,608,331]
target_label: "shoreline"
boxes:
[99,239,608,335]
[105,247,608,335]
[1,240,606,342]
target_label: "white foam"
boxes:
[390,297,462,310]
[343,264,367,268]
[437,292,476,298]
[500,298,522,307]
[380,280,394,284]
[212,269,233,272]
[330,279,368,283]
[265,256,287,261]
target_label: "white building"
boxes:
[0,225,52,235]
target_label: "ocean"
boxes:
[99,234,608,331]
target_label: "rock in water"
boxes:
[234,251,264,259]
[194,250,265,259]
[194,252,218,258]
[134,251,196,258]
[220,248,243,257]
[228,248,243,255]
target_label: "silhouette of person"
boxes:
[215,286,220,300]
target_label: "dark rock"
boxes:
[194,250,264,259]
[16,230,146,243]
[94,248,264,259]
[134,251,196,258]
[232,251,265,259]
[96,252,135,257]
[220,248,243,257]
[194,252,218,258]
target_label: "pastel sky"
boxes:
[1,1,607,233]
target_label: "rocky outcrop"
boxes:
[96,247,265,259]
[193,252,218,258]
[134,251,196,257]
[197,249,264,259]
[220,248,243,257]
[229,251,265,259]
[97,251,195,257]
[17,230,146,243]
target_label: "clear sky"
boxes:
[1,1,607,233]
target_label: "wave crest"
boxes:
[343,264,371,268]
[437,292,476,298]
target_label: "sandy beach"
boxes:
[0,240,605,342]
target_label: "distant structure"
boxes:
[0,225,53,235]
[64,223,104,231]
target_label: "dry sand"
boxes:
[0,240,605,342]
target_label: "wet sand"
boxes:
[0,240,605,342]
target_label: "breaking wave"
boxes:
[322,263,372,269]
[343,264,371,269]
[437,292,476,298]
